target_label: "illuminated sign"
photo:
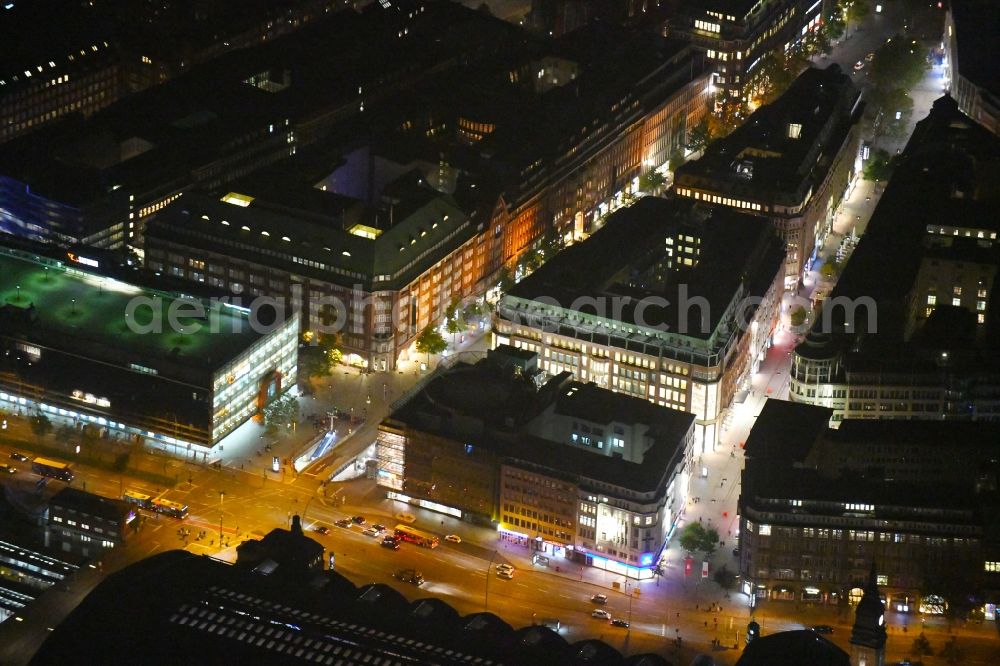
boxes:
[71,390,111,408]
[67,252,99,268]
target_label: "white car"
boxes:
[591,609,612,619]
[444,534,462,544]
[496,569,514,579]
[495,563,514,574]
[362,527,380,537]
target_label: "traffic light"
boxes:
[747,620,760,644]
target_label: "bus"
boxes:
[31,457,74,482]
[394,524,439,549]
[123,490,153,510]
[150,498,189,519]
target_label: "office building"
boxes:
[738,399,1000,617]
[0,0,342,145]
[789,96,1000,423]
[665,0,825,105]
[0,538,80,625]
[0,245,298,456]
[142,22,710,369]
[674,65,864,288]
[46,488,130,558]
[377,349,695,577]
[494,196,785,450]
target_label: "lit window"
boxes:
[927,294,936,305]
[952,298,961,307]
[788,123,802,139]
[954,286,962,296]
[759,524,771,536]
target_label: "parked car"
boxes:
[312,525,330,535]
[362,527,379,537]
[372,523,387,533]
[591,594,608,605]
[394,569,424,585]
[611,618,630,628]
[0,464,16,474]
[335,519,352,529]
[854,60,865,71]
[444,534,462,544]
[351,515,366,525]
[9,452,28,462]
[811,625,834,634]
[591,609,612,620]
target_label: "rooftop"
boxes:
[503,196,785,341]
[0,246,269,381]
[49,488,126,523]
[675,65,861,205]
[810,95,1000,348]
[389,359,694,493]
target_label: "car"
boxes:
[9,452,28,462]
[394,569,424,585]
[0,464,16,474]
[591,594,608,605]
[381,538,400,550]
[372,523,387,533]
[312,525,330,535]
[335,519,352,529]
[362,527,379,537]
[811,625,834,634]
[496,569,514,579]
[611,618,630,628]
[591,609,612,619]
[865,52,875,62]
[854,60,864,71]
[444,534,462,544]
[496,563,514,574]
[350,516,366,525]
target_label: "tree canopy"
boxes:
[415,325,447,359]
[679,522,720,556]
[263,395,299,432]
[30,413,53,441]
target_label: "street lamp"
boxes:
[219,491,225,541]
[485,550,499,612]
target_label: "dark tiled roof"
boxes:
[736,630,849,666]
[33,548,673,666]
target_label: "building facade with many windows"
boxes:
[789,96,1000,424]
[739,399,1000,616]
[376,350,695,577]
[495,196,785,451]
[674,65,864,288]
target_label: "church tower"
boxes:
[850,562,887,666]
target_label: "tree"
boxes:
[30,413,52,442]
[862,148,895,181]
[686,115,713,154]
[678,522,720,556]
[263,395,299,433]
[638,169,666,193]
[668,149,685,173]
[497,267,515,293]
[820,261,841,281]
[910,632,934,658]
[878,88,915,137]
[790,305,808,327]
[845,0,870,27]
[713,564,735,592]
[298,332,342,379]
[824,8,846,41]
[871,35,928,95]
[445,298,464,347]
[415,325,447,365]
